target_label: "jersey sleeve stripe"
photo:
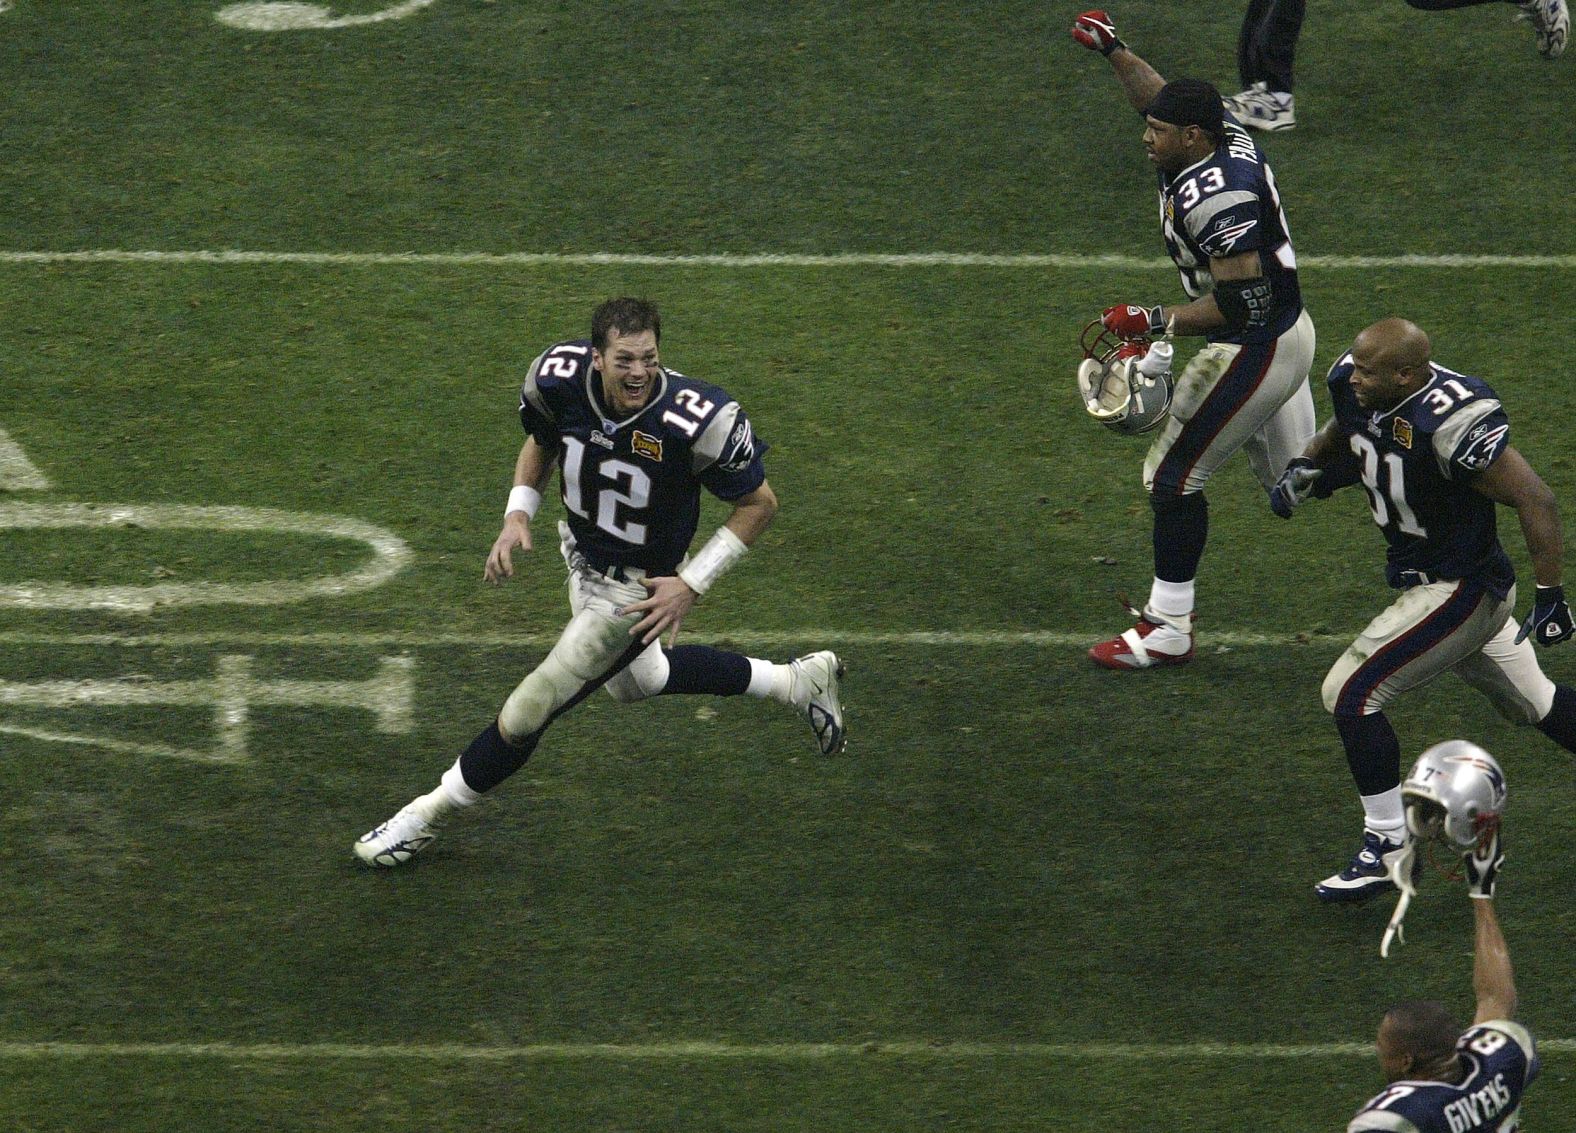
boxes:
[1182,189,1259,239]
[1430,398,1502,473]
[691,401,741,471]
[520,347,556,423]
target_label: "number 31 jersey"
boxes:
[1326,355,1514,598]
[518,339,768,575]
[1348,1020,1538,1133]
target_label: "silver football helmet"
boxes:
[1076,320,1174,435]
[1401,740,1507,851]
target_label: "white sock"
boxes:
[1148,577,1195,624]
[747,658,794,703]
[403,760,482,824]
[1360,787,1406,842]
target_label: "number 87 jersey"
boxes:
[1326,354,1515,597]
[519,339,769,576]
[1348,1020,1538,1133]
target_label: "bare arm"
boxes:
[717,481,779,547]
[1106,45,1165,113]
[1472,447,1564,588]
[1298,416,1347,467]
[622,481,780,647]
[1472,898,1518,1025]
[484,436,560,585]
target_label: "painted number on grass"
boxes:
[0,431,411,612]
[0,654,415,764]
[216,0,437,31]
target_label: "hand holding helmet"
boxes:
[1464,821,1504,900]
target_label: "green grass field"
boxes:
[2,2,1574,1130]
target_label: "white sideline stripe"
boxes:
[1,250,1573,269]
[0,629,1341,649]
[0,1039,1570,1061]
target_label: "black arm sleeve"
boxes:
[1213,275,1273,332]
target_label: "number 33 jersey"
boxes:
[518,339,768,576]
[1157,117,1303,346]
[1325,355,1514,597]
[1348,1020,1538,1133]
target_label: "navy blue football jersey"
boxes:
[518,339,768,575]
[1326,354,1515,598]
[1157,117,1303,345]
[1348,1020,1538,1133]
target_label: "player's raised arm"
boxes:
[1070,10,1165,111]
[1466,834,1516,1025]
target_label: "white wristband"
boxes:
[506,484,541,520]
[677,526,748,596]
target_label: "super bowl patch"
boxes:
[631,430,664,462]
[1392,418,1413,449]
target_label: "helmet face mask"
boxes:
[1076,320,1174,436]
[1401,740,1507,852]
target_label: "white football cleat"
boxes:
[790,650,848,755]
[354,804,436,867]
[1222,81,1296,131]
[1518,0,1568,58]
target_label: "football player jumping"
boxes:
[1270,318,1576,901]
[355,298,847,867]
[1071,11,1317,671]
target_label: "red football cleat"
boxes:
[1089,608,1195,670]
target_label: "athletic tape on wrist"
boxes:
[678,526,748,596]
[506,484,541,520]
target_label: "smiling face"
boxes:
[1348,319,1432,412]
[593,326,661,416]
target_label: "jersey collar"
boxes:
[586,367,669,432]
[1369,364,1439,427]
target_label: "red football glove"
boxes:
[1071,11,1126,56]
[1101,304,1164,340]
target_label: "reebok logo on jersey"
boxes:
[718,419,756,472]
[1203,216,1256,256]
[631,431,664,463]
[1457,423,1509,471]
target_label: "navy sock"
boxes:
[1151,492,1209,583]
[1336,712,1402,796]
[660,645,752,696]
[1536,684,1576,754]
[458,719,536,794]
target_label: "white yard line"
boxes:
[0,629,1339,649]
[0,250,1572,269]
[0,1038,1569,1060]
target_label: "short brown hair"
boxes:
[591,297,661,349]
[1384,1000,1460,1065]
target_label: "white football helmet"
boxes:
[1075,320,1174,435]
[1401,740,1507,852]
